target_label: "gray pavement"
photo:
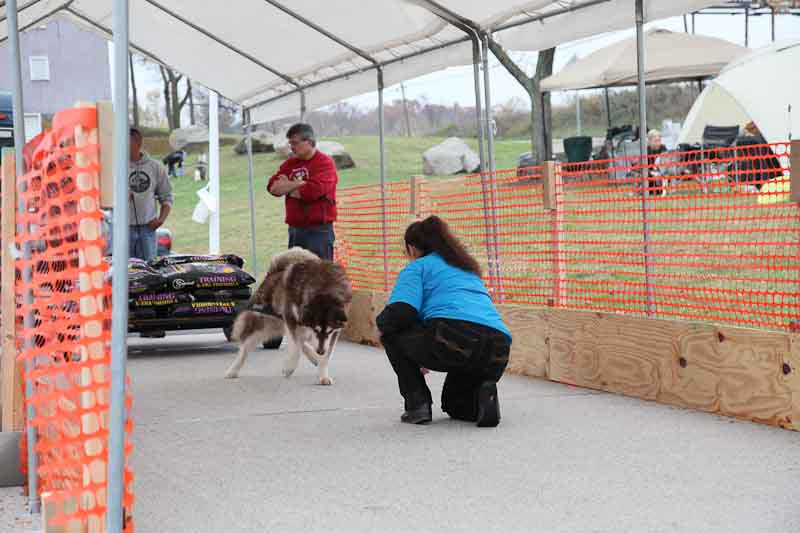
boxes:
[4,332,800,532]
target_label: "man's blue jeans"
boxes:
[288,224,335,260]
[129,225,157,261]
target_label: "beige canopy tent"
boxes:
[678,39,800,145]
[540,28,747,91]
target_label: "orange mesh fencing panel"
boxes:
[15,107,134,531]
[335,141,796,332]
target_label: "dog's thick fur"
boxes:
[224,247,352,385]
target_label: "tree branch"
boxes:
[487,38,532,91]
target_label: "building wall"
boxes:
[0,15,111,115]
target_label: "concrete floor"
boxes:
[4,331,800,532]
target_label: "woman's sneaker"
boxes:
[476,382,500,427]
[401,403,432,424]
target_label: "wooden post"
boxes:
[1,149,23,432]
[543,161,565,307]
[409,174,424,219]
[790,140,800,203]
[96,101,114,209]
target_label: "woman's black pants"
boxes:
[382,318,510,421]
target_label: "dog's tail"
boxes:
[232,310,283,343]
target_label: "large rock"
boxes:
[169,125,208,150]
[233,130,275,154]
[318,141,356,170]
[422,137,480,175]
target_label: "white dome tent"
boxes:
[678,40,800,145]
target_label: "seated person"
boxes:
[376,216,512,427]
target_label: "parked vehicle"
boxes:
[0,91,14,149]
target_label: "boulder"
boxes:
[422,137,480,175]
[318,141,356,170]
[168,125,208,150]
[233,130,275,154]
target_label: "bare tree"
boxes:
[129,52,139,128]
[159,66,192,130]
[488,41,555,165]
[188,79,196,125]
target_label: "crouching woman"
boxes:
[376,215,512,427]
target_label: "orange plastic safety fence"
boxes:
[15,107,134,531]
[335,141,797,332]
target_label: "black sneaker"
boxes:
[476,382,500,427]
[401,403,432,425]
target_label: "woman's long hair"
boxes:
[404,215,481,276]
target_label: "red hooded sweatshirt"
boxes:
[267,150,338,227]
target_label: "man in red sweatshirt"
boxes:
[267,123,338,260]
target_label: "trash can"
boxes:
[563,136,593,163]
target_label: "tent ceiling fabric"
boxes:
[539,28,747,91]
[1,0,718,123]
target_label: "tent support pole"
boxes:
[481,33,502,298]
[635,0,655,317]
[107,0,131,530]
[377,69,389,291]
[6,0,38,515]
[244,109,259,279]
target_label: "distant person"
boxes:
[646,129,669,197]
[267,123,338,260]
[129,127,173,260]
[739,121,782,190]
[377,216,512,427]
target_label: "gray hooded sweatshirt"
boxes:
[128,151,174,225]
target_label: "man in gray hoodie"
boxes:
[129,127,173,260]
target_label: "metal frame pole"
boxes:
[605,87,612,129]
[7,0,38,514]
[744,6,749,47]
[771,7,776,42]
[107,0,130,530]
[481,36,496,178]
[470,35,496,289]
[244,110,259,279]
[471,38,486,174]
[6,0,26,177]
[481,33,502,297]
[635,0,655,317]
[377,69,389,291]
[209,91,220,254]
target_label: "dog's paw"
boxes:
[224,370,239,379]
[282,366,296,378]
[318,376,333,386]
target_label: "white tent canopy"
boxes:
[540,28,746,91]
[0,0,718,123]
[678,40,800,145]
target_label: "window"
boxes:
[29,56,50,81]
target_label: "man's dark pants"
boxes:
[288,223,335,260]
[382,318,510,420]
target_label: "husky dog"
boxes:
[224,247,352,385]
